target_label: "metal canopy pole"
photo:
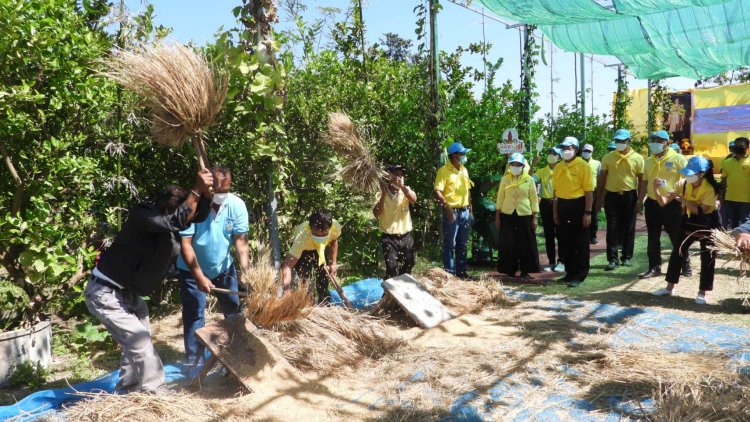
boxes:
[579,52,586,142]
[429,0,440,164]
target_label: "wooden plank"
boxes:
[382,274,455,328]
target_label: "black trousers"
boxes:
[589,191,599,242]
[497,212,540,276]
[557,197,590,282]
[294,250,331,304]
[665,214,720,291]
[539,199,559,265]
[381,232,415,279]
[644,198,684,269]
[604,190,637,262]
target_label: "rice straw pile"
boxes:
[417,268,512,314]
[61,391,219,421]
[244,245,312,327]
[102,42,227,153]
[709,228,750,308]
[263,306,406,372]
[651,378,750,422]
[322,112,386,193]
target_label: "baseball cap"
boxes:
[582,143,594,152]
[679,156,710,176]
[447,142,470,154]
[508,152,525,164]
[547,147,562,156]
[608,141,616,150]
[650,130,670,141]
[559,136,579,148]
[613,129,631,141]
[669,143,680,152]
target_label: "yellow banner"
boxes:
[693,82,750,109]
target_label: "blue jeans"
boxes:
[179,264,242,364]
[442,208,472,274]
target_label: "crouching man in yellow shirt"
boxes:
[373,165,417,279]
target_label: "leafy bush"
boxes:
[8,360,47,390]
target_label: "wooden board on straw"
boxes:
[382,274,455,328]
[194,314,302,393]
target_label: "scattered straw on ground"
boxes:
[417,268,512,313]
[262,305,406,372]
[322,112,385,193]
[651,377,750,422]
[710,229,750,308]
[60,391,219,421]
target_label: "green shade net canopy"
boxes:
[475,0,750,79]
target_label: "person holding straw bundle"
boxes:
[373,164,417,279]
[652,156,722,304]
[280,210,341,304]
[84,169,213,393]
[495,153,540,279]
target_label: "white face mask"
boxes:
[459,155,467,164]
[581,151,592,160]
[509,166,523,176]
[212,192,229,205]
[649,142,665,154]
[685,174,700,184]
[311,234,329,244]
[546,154,559,164]
[615,142,629,152]
[561,150,576,161]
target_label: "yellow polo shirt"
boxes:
[586,159,601,189]
[288,220,342,265]
[376,189,412,235]
[495,173,538,216]
[552,157,594,199]
[673,179,718,216]
[535,166,555,199]
[644,148,687,200]
[601,149,645,192]
[434,162,473,207]
[721,155,750,203]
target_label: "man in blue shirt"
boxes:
[177,165,250,366]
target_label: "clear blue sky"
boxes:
[126,0,696,128]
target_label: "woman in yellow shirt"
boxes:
[495,153,540,279]
[652,156,721,305]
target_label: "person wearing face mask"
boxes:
[85,169,213,393]
[596,129,645,271]
[720,137,750,229]
[373,165,417,279]
[581,144,602,245]
[637,130,689,280]
[434,142,475,279]
[280,209,341,303]
[552,136,594,287]
[177,165,250,367]
[494,153,540,279]
[652,156,721,305]
[535,147,564,272]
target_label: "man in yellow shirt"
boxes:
[373,165,417,279]
[280,210,341,304]
[535,147,563,272]
[595,129,645,271]
[552,137,594,287]
[581,143,601,244]
[434,141,474,279]
[637,130,689,279]
[720,137,750,229]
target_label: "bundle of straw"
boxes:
[322,112,386,193]
[417,268,511,314]
[61,391,219,421]
[244,245,312,327]
[651,378,750,422]
[263,306,405,372]
[708,228,750,308]
[102,42,228,168]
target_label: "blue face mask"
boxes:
[311,234,329,244]
[649,142,665,154]
[459,155,467,164]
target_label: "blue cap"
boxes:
[608,141,616,150]
[729,141,736,147]
[670,143,680,152]
[679,156,710,176]
[508,152,525,164]
[613,129,631,141]
[559,136,579,148]
[547,147,562,156]
[650,130,670,141]
[447,142,470,154]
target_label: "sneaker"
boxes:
[554,262,565,272]
[621,259,632,267]
[652,288,673,297]
[604,261,618,271]
[695,294,707,305]
[542,265,554,272]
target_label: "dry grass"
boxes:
[102,42,227,148]
[709,229,750,308]
[60,391,219,421]
[417,268,512,314]
[651,377,750,422]
[263,306,406,372]
[244,245,312,327]
[322,112,386,193]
